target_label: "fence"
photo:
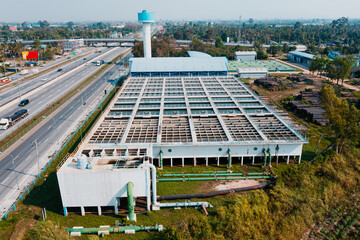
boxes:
[0,70,128,221]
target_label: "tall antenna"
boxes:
[238,15,242,43]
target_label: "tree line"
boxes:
[159,17,360,54]
[309,55,356,85]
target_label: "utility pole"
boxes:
[33,140,41,177]
[52,118,59,146]
[13,56,21,101]
[80,96,86,143]
[10,155,20,190]
[238,16,242,43]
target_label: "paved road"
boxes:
[0,47,127,141]
[0,49,131,216]
[0,47,110,107]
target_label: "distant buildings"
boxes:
[328,51,341,59]
[8,26,17,32]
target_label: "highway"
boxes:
[0,48,132,217]
[0,47,127,141]
[0,47,109,107]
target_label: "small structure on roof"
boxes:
[237,67,268,79]
[234,51,257,61]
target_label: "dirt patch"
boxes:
[9,205,41,240]
[213,179,264,191]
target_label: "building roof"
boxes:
[234,51,257,56]
[237,68,268,74]
[130,57,228,73]
[289,51,314,59]
[187,51,212,58]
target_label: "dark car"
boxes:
[57,68,63,72]
[18,99,29,106]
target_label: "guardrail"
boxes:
[0,63,129,221]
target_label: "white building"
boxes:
[63,39,85,52]
[237,68,268,79]
[235,51,257,61]
[57,158,157,216]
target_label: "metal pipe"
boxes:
[227,149,232,168]
[247,172,265,176]
[138,162,157,206]
[262,148,267,166]
[66,224,164,235]
[267,148,272,166]
[159,150,163,169]
[158,201,213,208]
[127,182,135,221]
[157,176,272,182]
[158,173,244,177]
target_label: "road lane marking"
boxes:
[1,176,9,184]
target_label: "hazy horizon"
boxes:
[1,0,359,22]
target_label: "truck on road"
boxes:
[0,109,29,130]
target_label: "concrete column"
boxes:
[298,154,302,164]
[114,204,118,215]
[241,156,243,165]
[276,155,279,164]
[143,23,152,58]
[287,155,290,164]
[170,158,173,167]
[182,158,184,167]
[217,157,219,166]
[205,157,208,166]
[80,206,85,216]
[194,158,197,167]
[252,156,255,165]
[98,206,102,216]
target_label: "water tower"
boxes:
[138,10,154,58]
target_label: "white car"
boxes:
[41,78,48,82]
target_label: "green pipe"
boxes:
[157,176,272,182]
[66,224,163,235]
[247,172,266,176]
[267,148,272,166]
[159,150,163,169]
[127,182,135,221]
[262,148,267,166]
[203,171,232,173]
[158,173,244,177]
[227,149,232,168]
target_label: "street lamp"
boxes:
[10,155,20,190]
[13,56,21,101]
[33,140,41,177]
[52,118,59,146]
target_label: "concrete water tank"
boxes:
[77,155,88,169]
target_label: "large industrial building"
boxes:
[57,10,307,218]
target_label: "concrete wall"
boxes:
[239,73,267,79]
[57,168,149,207]
[152,143,303,159]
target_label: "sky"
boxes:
[1,0,360,23]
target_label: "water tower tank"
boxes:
[77,155,88,169]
